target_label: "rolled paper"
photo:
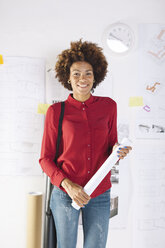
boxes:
[26,192,43,248]
[72,138,132,210]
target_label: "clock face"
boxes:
[103,23,135,55]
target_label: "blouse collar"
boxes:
[67,93,94,108]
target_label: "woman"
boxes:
[39,39,132,248]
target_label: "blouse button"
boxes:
[88,144,90,147]
[88,158,90,160]
[82,108,85,110]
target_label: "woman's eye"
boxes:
[73,73,80,76]
[86,72,92,76]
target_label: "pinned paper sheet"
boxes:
[0,55,3,64]
[37,103,50,114]
[129,97,144,107]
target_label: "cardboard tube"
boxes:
[26,192,43,248]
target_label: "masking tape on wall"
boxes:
[0,55,4,64]
[26,192,43,248]
[37,103,50,114]
[129,96,143,107]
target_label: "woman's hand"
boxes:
[61,178,91,208]
[113,143,132,160]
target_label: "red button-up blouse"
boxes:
[39,94,118,198]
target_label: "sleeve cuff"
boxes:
[50,170,68,188]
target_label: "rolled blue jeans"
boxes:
[50,186,111,248]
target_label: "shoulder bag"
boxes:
[43,101,65,248]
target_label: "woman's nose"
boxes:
[79,74,86,80]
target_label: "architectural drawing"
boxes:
[0,57,45,175]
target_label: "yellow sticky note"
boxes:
[37,103,50,114]
[129,97,143,107]
[0,55,4,64]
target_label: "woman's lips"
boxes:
[77,84,88,88]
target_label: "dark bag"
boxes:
[43,101,65,248]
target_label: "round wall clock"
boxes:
[102,22,135,56]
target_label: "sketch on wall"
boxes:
[0,57,45,175]
[135,24,165,139]
[136,119,165,138]
[133,145,165,248]
[132,24,165,248]
[110,119,131,229]
[147,28,165,64]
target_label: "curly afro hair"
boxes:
[55,39,108,91]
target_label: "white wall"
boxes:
[0,0,165,247]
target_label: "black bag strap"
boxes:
[46,101,65,215]
[54,101,65,164]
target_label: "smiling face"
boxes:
[69,61,94,102]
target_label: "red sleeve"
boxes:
[39,105,67,188]
[108,101,118,154]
